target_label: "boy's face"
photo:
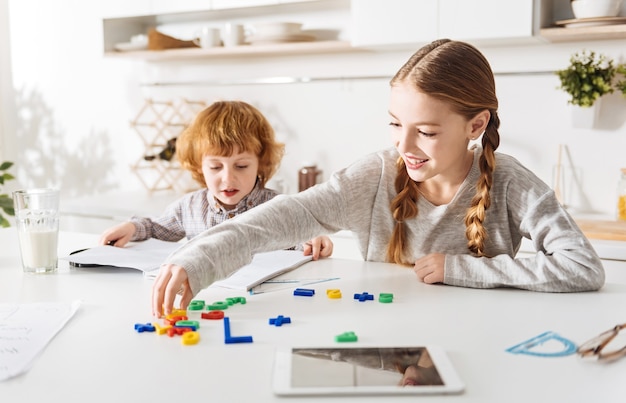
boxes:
[200,148,260,209]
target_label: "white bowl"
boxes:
[571,0,623,19]
[253,22,302,37]
[130,34,148,45]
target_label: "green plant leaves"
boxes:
[555,50,620,107]
[0,161,15,227]
[616,64,626,97]
[0,194,13,227]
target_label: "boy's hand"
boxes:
[99,222,136,247]
[303,236,334,260]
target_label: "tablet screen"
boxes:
[273,345,464,396]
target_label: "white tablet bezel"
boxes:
[272,344,465,396]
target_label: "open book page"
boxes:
[210,250,313,291]
[60,239,183,273]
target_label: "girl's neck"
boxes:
[417,149,475,206]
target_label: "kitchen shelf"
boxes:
[540,23,626,42]
[105,40,362,61]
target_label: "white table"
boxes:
[1,228,625,402]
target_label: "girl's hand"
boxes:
[151,263,193,317]
[413,253,445,284]
[303,236,334,260]
[99,222,136,247]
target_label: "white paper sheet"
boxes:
[0,300,81,381]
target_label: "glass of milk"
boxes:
[12,188,60,273]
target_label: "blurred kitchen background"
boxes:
[1,0,626,235]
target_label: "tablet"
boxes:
[273,345,464,396]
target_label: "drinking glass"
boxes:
[13,188,60,273]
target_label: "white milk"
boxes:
[18,229,58,271]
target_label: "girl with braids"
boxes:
[152,40,604,317]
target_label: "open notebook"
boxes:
[62,240,312,290]
[61,238,182,276]
[211,250,312,291]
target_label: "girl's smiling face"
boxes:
[200,148,259,209]
[388,83,487,202]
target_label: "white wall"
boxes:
[3,0,626,224]
[0,1,12,164]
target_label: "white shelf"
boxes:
[101,0,351,55]
[540,23,626,42]
[105,40,362,61]
[102,1,626,65]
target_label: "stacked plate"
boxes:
[248,22,315,45]
[555,16,626,28]
[114,34,149,52]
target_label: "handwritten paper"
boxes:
[0,300,81,381]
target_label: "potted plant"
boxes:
[556,50,618,128]
[556,50,616,108]
[0,161,15,227]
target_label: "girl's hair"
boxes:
[176,101,285,187]
[387,39,501,264]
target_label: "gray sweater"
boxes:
[166,147,605,295]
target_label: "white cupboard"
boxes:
[101,0,321,17]
[351,0,547,48]
[351,0,439,48]
[211,0,278,10]
[439,0,536,41]
[151,0,212,15]
[100,0,152,18]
